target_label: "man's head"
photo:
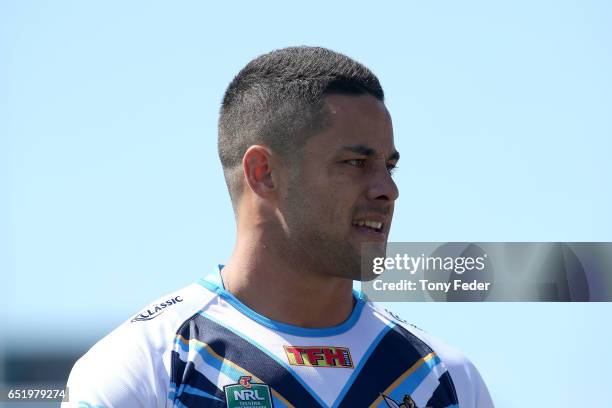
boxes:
[219,46,385,205]
[218,46,399,280]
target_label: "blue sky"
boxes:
[2,1,612,406]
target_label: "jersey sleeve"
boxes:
[62,284,212,408]
[62,323,161,408]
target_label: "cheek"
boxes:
[325,191,355,227]
[300,167,360,225]
[302,185,344,225]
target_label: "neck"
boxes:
[220,229,355,329]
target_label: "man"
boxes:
[64,46,494,407]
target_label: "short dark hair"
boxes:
[218,46,384,207]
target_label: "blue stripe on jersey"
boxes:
[170,351,227,406]
[175,335,249,380]
[385,354,442,403]
[172,312,325,407]
[171,367,290,408]
[336,324,459,407]
[333,323,394,407]
[425,371,460,408]
[182,385,224,402]
[197,274,366,337]
[174,334,292,407]
[198,310,325,403]
[77,403,105,408]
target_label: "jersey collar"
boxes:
[197,264,367,337]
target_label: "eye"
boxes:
[345,159,366,168]
[386,164,398,175]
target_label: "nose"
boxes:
[366,165,399,202]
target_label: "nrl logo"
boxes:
[224,376,274,408]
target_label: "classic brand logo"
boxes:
[130,296,183,322]
[283,346,353,368]
[224,376,274,408]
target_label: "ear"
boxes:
[242,145,277,199]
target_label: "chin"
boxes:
[357,242,387,282]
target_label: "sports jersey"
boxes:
[64,266,494,408]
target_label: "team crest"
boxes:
[382,393,420,408]
[224,376,274,408]
[284,345,353,368]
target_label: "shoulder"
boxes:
[64,283,216,407]
[364,302,495,408]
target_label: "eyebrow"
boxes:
[341,144,400,161]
